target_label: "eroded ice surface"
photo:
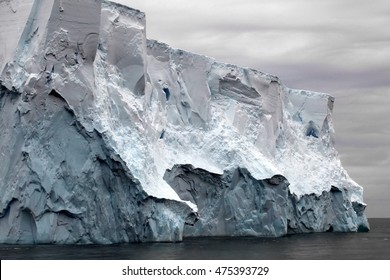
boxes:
[0,0,369,244]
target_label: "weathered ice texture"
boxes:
[0,0,369,244]
[0,85,195,244]
[165,165,369,237]
[287,186,368,233]
[165,165,289,237]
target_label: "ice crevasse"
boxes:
[0,0,369,244]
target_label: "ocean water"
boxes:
[1,218,389,260]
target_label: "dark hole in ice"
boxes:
[163,87,170,101]
[57,210,78,219]
[327,225,334,232]
[357,224,370,232]
[305,121,319,138]
[330,186,342,193]
[306,128,318,138]
[48,89,67,103]
[45,66,54,83]
[159,129,165,139]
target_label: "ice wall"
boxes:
[0,0,369,244]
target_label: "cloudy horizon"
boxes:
[122,0,390,217]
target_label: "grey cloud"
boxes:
[123,0,390,74]
[255,64,390,93]
[332,89,390,217]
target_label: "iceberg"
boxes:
[0,0,369,244]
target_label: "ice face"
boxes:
[0,0,369,244]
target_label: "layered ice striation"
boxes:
[0,0,369,244]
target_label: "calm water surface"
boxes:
[1,218,389,260]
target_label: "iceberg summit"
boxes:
[0,0,369,244]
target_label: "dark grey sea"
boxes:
[1,218,389,260]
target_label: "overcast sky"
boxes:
[122,0,390,218]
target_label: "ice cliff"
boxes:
[0,0,369,244]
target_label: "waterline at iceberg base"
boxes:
[0,0,369,244]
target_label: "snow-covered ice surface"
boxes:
[0,0,369,244]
